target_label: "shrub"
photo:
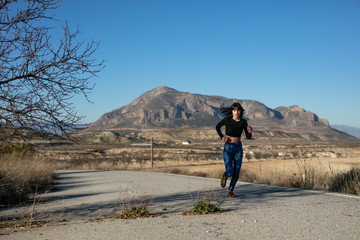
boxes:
[253,151,262,159]
[167,168,190,175]
[192,171,207,177]
[117,197,157,219]
[245,154,252,162]
[329,168,360,195]
[0,143,33,156]
[239,168,259,183]
[191,199,221,214]
[0,154,55,206]
[118,206,151,219]
[184,189,223,215]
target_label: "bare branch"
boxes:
[0,0,104,142]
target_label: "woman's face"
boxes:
[232,108,241,118]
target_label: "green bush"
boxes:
[118,206,151,219]
[191,199,221,214]
[117,197,156,219]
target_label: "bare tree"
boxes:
[0,0,103,141]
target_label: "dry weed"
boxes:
[184,188,224,215]
[116,196,159,219]
[0,153,55,206]
[329,167,360,195]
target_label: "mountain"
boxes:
[331,125,360,139]
[89,86,329,129]
[87,86,358,142]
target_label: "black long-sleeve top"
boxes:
[215,117,252,140]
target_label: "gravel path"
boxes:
[1,170,360,239]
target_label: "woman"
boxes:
[215,102,253,198]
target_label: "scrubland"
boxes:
[38,140,360,194]
[1,140,360,207]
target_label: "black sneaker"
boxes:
[220,173,227,188]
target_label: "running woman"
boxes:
[215,102,253,198]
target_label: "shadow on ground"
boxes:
[0,171,319,224]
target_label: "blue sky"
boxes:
[51,0,359,127]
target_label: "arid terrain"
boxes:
[2,170,360,240]
[1,128,360,239]
[33,85,358,188]
[1,86,360,237]
[35,131,360,192]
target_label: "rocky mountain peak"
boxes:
[129,86,177,106]
[84,86,360,141]
[88,86,332,130]
[275,105,329,127]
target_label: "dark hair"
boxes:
[219,102,245,118]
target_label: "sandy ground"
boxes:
[1,170,360,239]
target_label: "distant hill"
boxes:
[87,86,358,142]
[331,125,360,139]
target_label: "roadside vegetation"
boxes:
[41,142,360,196]
[328,167,360,195]
[184,189,223,215]
[239,165,360,195]
[155,161,360,195]
[1,142,359,209]
[117,206,153,219]
[116,197,158,219]
[186,198,222,215]
[0,144,56,207]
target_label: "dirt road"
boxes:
[1,170,360,239]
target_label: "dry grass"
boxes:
[155,162,224,179]
[0,152,56,207]
[150,157,360,194]
[116,196,159,219]
[1,139,357,233]
[40,144,222,171]
[328,167,360,195]
[238,157,360,190]
[3,141,358,206]
[38,141,360,195]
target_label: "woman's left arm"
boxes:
[244,122,253,139]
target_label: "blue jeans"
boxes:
[223,141,243,191]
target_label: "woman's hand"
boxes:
[222,136,230,143]
[247,125,253,133]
